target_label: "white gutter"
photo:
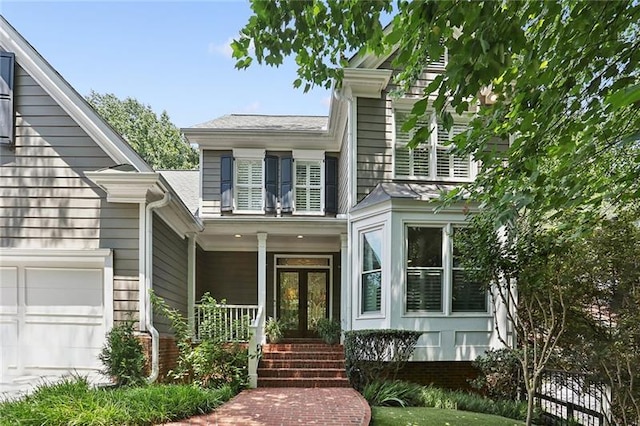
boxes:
[144,192,171,383]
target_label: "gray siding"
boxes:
[338,122,349,212]
[152,213,188,335]
[356,97,394,202]
[0,64,140,319]
[196,251,257,305]
[201,150,226,215]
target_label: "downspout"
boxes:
[145,192,171,383]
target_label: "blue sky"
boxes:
[0,1,331,128]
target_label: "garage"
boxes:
[0,249,113,391]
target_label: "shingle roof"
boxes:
[158,170,199,215]
[192,114,328,131]
[352,182,460,211]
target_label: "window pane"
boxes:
[452,227,468,268]
[362,271,381,313]
[277,257,330,266]
[406,269,442,312]
[407,227,442,267]
[363,230,383,271]
[452,269,486,312]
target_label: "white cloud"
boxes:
[240,101,261,113]
[208,37,234,58]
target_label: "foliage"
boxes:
[471,348,523,401]
[457,215,594,425]
[98,320,146,387]
[234,0,640,226]
[371,407,525,426]
[362,380,423,407]
[0,376,233,426]
[556,214,640,425]
[344,329,421,390]
[420,385,532,422]
[314,318,341,345]
[86,91,198,170]
[151,292,249,391]
[264,317,283,343]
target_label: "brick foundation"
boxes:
[138,334,180,382]
[395,361,479,391]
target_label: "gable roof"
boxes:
[0,15,152,172]
[193,114,328,132]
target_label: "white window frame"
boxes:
[292,149,325,216]
[403,223,489,317]
[232,148,265,214]
[359,226,384,316]
[393,109,477,182]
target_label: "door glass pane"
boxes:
[279,272,299,331]
[307,272,327,330]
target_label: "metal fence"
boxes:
[535,369,611,426]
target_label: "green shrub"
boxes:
[471,348,523,400]
[362,380,423,407]
[420,385,533,422]
[151,292,249,390]
[99,320,146,387]
[265,317,283,343]
[0,376,234,425]
[344,329,422,390]
[314,318,341,344]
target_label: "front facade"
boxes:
[0,17,507,392]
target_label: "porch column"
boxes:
[340,233,351,334]
[186,233,196,337]
[257,232,267,315]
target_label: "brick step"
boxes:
[257,377,351,388]
[264,343,344,352]
[259,359,346,369]
[257,368,347,379]
[261,351,346,361]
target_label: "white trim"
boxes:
[187,233,196,337]
[232,148,265,159]
[342,69,392,99]
[357,224,385,317]
[0,248,112,262]
[103,250,114,333]
[292,149,324,161]
[84,171,160,203]
[0,16,151,172]
[138,202,147,332]
[257,233,267,319]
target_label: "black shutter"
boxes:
[264,155,278,213]
[0,52,15,145]
[325,155,338,215]
[280,156,293,213]
[220,154,233,212]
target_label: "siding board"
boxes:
[201,150,225,215]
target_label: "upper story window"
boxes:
[394,111,475,181]
[0,51,15,146]
[235,158,264,212]
[220,149,337,215]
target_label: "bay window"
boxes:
[361,228,383,314]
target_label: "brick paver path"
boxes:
[163,387,370,425]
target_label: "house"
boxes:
[0,16,508,393]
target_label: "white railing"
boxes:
[194,304,259,342]
[248,306,264,388]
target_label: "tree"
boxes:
[86,91,198,170]
[233,0,640,226]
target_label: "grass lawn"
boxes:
[372,406,526,426]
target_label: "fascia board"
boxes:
[0,17,152,172]
[342,69,392,98]
[199,216,347,236]
[186,129,341,151]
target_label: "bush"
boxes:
[471,348,523,400]
[99,320,146,387]
[344,329,422,390]
[314,318,341,344]
[362,380,423,407]
[0,376,234,425]
[420,385,533,422]
[151,292,249,390]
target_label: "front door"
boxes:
[277,269,329,338]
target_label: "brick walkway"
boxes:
[163,387,371,426]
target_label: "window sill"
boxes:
[232,210,265,215]
[402,312,491,318]
[356,313,385,320]
[292,211,325,216]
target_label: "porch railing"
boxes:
[194,304,259,342]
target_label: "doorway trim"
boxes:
[273,254,333,321]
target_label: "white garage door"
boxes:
[0,249,112,388]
